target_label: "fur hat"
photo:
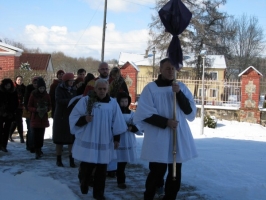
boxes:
[0,78,14,91]
[37,77,46,88]
[62,73,75,82]
[56,70,65,77]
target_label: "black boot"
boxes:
[69,154,76,168]
[19,132,25,143]
[35,148,41,159]
[79,163,89,194]
[56,155,64,167]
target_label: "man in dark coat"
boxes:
[49,70,65,118]
[0,78,18,152]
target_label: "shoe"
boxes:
[80,179,89,194]
[1,146,8,152]
[35,149,41,159]
[20,138,25,143]
[117,183,127,189]
[93,195,106,200]
[69,155,76,168]
[56,155,64,167]
[30,149,36,153]
[35,152,41,159]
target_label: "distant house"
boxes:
[118,52,160,77]
[118,52,227,80]
[182,54,227,80]
[0,42,54,84]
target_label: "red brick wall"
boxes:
[0,56,17,81]
[120,64,138,108]
[240,68,262,123]
[240,71,261,108]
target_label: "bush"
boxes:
[204,115,217,128]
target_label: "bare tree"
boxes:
[149,0,230,67]
[149,0,231,97]
[228,15,265,77]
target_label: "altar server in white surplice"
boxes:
[115,92,141,189]
[133,58,198,200]
[69,79,127,200]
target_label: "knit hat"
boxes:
[62,73,75,82]
[32,76,39,83]
[37,77,46,88]
[56,70,65,77]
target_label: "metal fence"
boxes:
[136,75,242,107]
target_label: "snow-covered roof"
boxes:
[238,66,263,77]
[128,61,140,72]
[118,52,159,66]
[119,52,227,70]
[0,42,23,52]
[184,55,227,69]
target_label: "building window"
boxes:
[209,72,218,80]
[209,88,217,97]
[198,88,206,97]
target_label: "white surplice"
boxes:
[133,81,198,163]
[69,96,127,164]
[116,111,138,163]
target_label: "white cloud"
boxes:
[17,24,150,60]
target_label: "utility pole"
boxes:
[101,0,107,62]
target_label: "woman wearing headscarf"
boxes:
[53,73,78,167]
[28,77,51,159]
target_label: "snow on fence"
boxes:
[136,75,242,107]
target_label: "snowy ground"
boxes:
[0,118,266,200]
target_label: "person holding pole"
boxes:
[133,58,198,200]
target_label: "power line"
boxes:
[74,0,103,49]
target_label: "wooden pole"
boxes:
[172,71,177,180]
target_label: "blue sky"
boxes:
[0,0,265,60]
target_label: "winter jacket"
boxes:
[53,83,78,144]
[0,81,18,119]
[28,90,51,128]
[14,83,26,109]
[24,84,36,111]
[49,79,63,118]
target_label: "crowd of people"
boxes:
[0,59,197,200]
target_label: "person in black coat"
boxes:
[53,73,78,167]
[24,76,39,152]
[76,73,95,95]
[0,78,18,152]
[9,75,26,143]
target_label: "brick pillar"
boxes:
[239,66,262,123]
[120,62,138,109]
